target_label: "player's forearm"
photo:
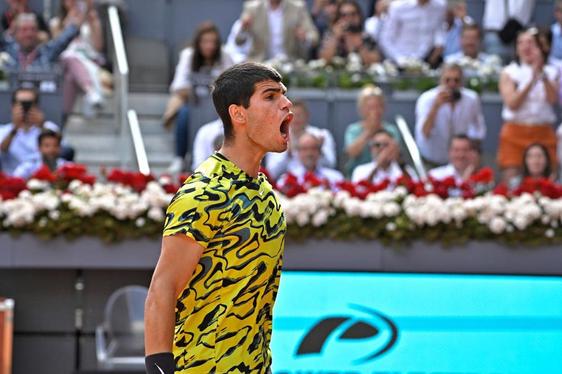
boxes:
[144,284,177,355]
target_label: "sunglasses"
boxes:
[370,141,389,149]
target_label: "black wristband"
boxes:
[145,352,175,374]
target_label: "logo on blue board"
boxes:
[296,305,398,364]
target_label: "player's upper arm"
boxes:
[151,234,205,298]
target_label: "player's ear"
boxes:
[228,104,246,125]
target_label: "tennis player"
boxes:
[144,62,293,373]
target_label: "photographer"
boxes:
[319,0,381,66]
[414,63,486,167]
[0,87,66,175]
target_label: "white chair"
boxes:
[95,285,148,370]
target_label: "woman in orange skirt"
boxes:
[498,28,559,182]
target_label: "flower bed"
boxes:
[1,166,562,245]
[268,56,502,92]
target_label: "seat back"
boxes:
[104,285,148,356]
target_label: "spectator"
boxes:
[482,0,536,63]
[13,129,67,179]
[191,118,224,171]
[352,129,415,184]
[234,0,319,62]
[162,21,234,174]
[225,19,253,64]
[277,132,343,191]
[415,63,486,167]
[379,0,446,68]
[50,0,106,121]
[311,0,339,41]
[445,24,495,65]
[428,134,473,184]
[549,1,562,67]
[520,143,554,181]
[266,99,336,179]
[2,0,50,42]
[319,0,381,66]
[0,87,63,175]
[443,0,473,58]
[344,85,402,177]
[1,11,83,70]
[497,28,559,182]
[364,0,390,43]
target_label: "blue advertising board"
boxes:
[271,272,562,373]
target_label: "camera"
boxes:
[20,100,33,114]
[450,89,461,102]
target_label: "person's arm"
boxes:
[345,123,373,159]
[0,127,18,153]
[145,235,203,354]
[467,94,486,140]
[499,70,535,110]
[145,235,204,371]
[296,3,319,47]
[86,4,104,53]
[542,73,559,105]
[318,28,341,62]
[378,3,399,61]
[421,91,449,138]
[319,129,337,168]
[169,49,192,100]
[44,22,81,63]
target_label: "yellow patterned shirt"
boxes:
[163,153,286,373]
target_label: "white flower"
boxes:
[513,215,529,231]
[48,210,60,220]
[135,217,146,227]
[311,209,329,227]
[386,222,397,231]
[382,202,400,217]
[147,207,164,222]
[27,179,50,190]
[38,217,48,227]
[295,211,309,227]
[545,229,555,238]
[488,217,507,234]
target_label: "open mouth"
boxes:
[280,112,294,140]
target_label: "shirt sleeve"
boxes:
[467,94,486,140]
[378,2,399,61]
[170,49,193,93]
[162,181,226,249]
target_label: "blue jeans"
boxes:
[175,104,189,158]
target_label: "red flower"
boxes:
[31,165,56,183]
[0,175,27,200]
[106,168,154,192]
[493,183,509,197]
[469,167,494,184]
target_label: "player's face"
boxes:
[245,80,293,153]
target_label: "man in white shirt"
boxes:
[12,129,67,179]
[191,118,224,171]
[379,0,446,67]
[445,24,493,64]
[235,0,319,61]
[352,129,415,184]
[482,0,536,62]
[0,87,61,175]
[429,134,473,184]
[415,63,486,166]
[266,99,336,179]
[277,132,343,191]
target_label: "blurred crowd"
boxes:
[2,0,562,197]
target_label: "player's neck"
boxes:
[219,144,264,178]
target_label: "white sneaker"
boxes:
[83,90,104,119]
[167,157,184,174]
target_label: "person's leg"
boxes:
[175,105,190,158]
[168,104,190,173]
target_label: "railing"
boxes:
[127,110,150,175]
[395,115,427,182]
[107,5,150,175]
